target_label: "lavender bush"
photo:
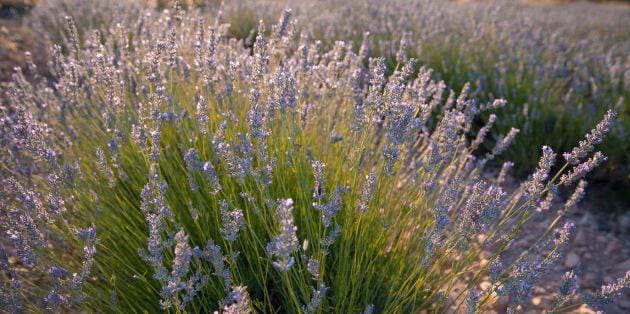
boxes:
[1,2,629,313]
[217,0,630,181]
[29,0,142,53]
[27,0,630,181]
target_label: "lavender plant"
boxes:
[216,0,630,182]
[27,0,630,182]
[1,2,629,313]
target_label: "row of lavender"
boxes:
[215,0,630,181]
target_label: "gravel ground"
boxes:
[469,173,630,313]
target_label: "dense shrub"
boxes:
[29,0,142,55]
[217,0,630,183]
[1,2,629,313]
[27,0,630,183]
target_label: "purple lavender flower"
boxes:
[357,172,377,212]
[382,146,400,175]
[311,161,326,200]
[554,222,574,246]
[458,181,505,235]
[537,184,557,212]
[553,270,579,308]
[491,127,520,157]
[466,289,482,314]
[202,161,222,194]
[560,152,606,186]
[527,146,556,201]
[433,178,460,229]
[196,95,209,133]
[302,284,328,314]
[562,180,587,213]
[184,148,202,191]
[489,257,503,283]
[219,200,245,242]
[363,304,375,314]
[45,265,67,309]
[307,257,320,280]
[497,161,514,186]
[563,110,616,165]
[470,114,496,152]
[267,199,299,271]
[223,285,251,313]
[583,271,630,310]
[202,239,232,291]
[273,9,292,38]
[314,186,345,228]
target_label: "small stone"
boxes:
[577,304,594,313]
[605,241,618,255]
[476,234,487,244]
[619,300,630,309]
[531,296,550,308]
[617,259,630,271]
[603,276,614,284]
[493,296,510,312]
[582,273,598,289]
[579,212,594,225]
[479,281,492,291]
[565,252,580,268]
[574,229,587,246]
[618,212,630,233]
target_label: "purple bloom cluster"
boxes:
[267,199,300,271]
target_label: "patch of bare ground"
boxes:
[462,171,630,313]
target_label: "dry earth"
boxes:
[466,172,630,314]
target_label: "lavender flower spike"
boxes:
[563,109,616,165]
[491,127,520,157]
[302,284,328,314]
[357,172,377,212]
[560,152,607,186]
[584,271,630,310]
[223,285,252,314]
[527,146,556,200]
[219,200,245,242]
[562,180,587,213]
[311,161,326,200]
[267,199,300,271]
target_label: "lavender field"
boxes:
[1,0,629,313]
